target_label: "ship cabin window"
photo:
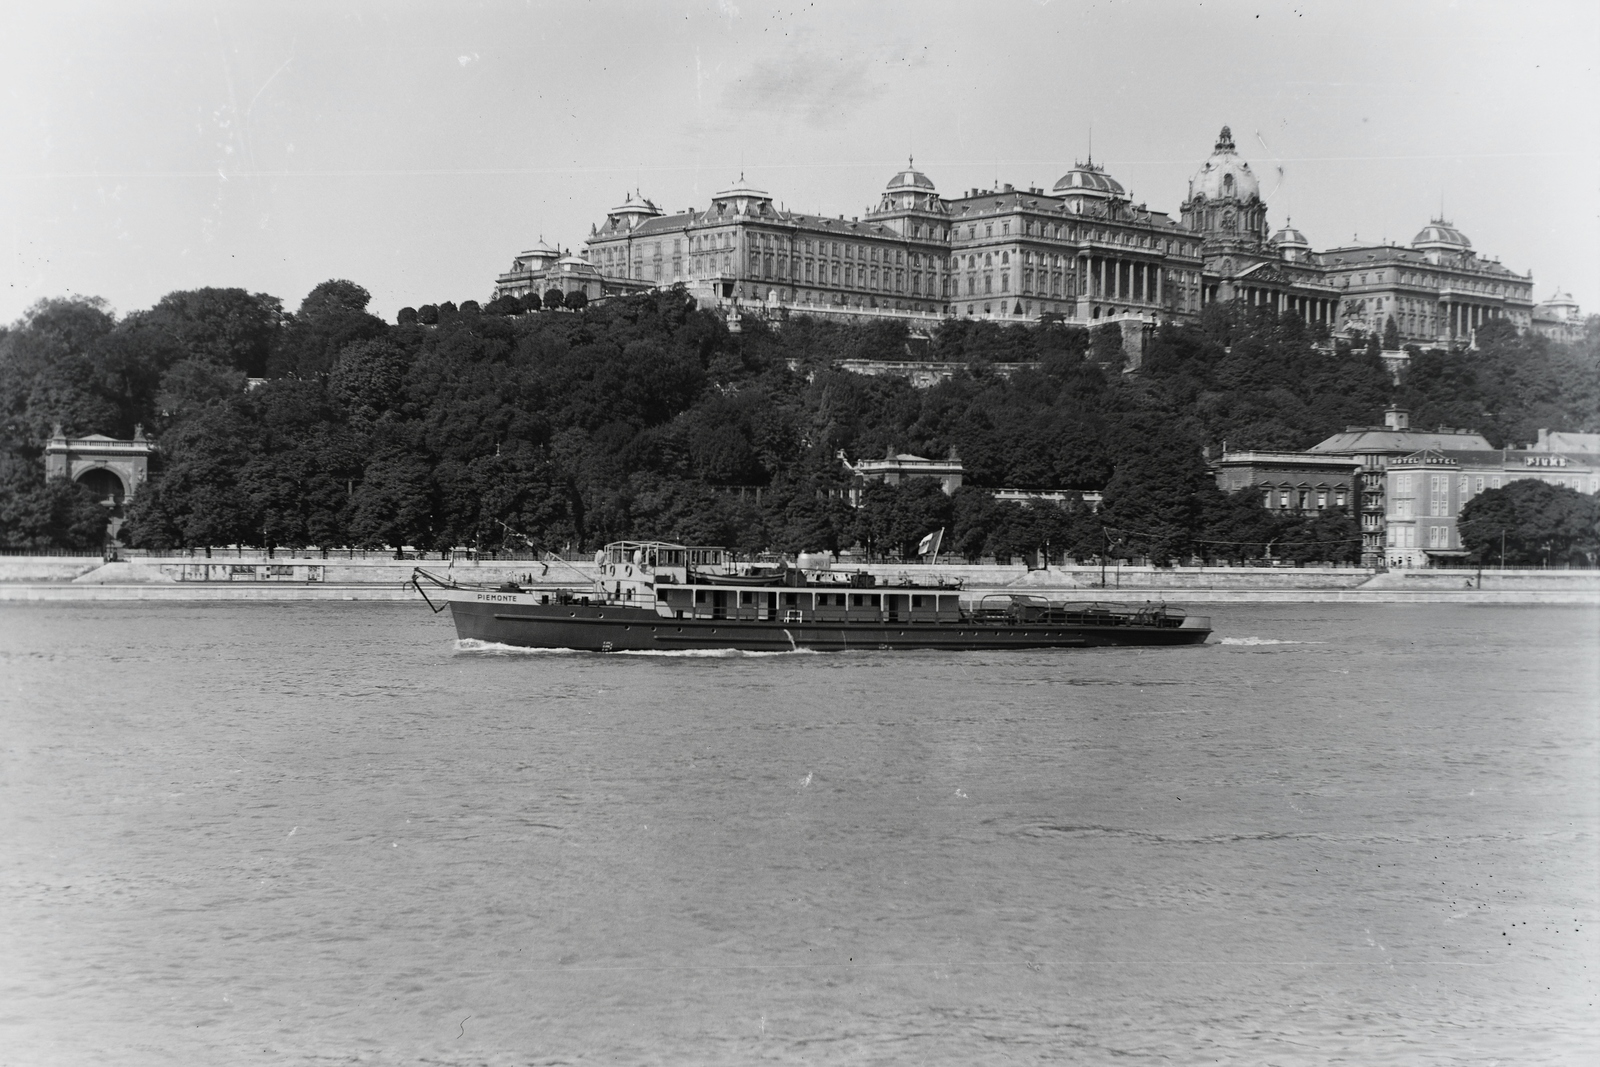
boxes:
[694,590,706,604]
[739,591,755,605]
[911,596,926,608]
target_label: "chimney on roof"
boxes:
[1384,407,1410,431]
[1003,183,1014,192]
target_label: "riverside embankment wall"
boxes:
[2,555,1596,604]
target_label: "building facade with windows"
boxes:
[1210,408,1497,566]
[492,239,619,304]
[1306,409,1493,565]
[497,127,1539,341]
[1319,219,1535,343]
[1531,290,1586,343]
[1210,450,1359,514]
[1384,447,1600,568]
[577,173,952,321]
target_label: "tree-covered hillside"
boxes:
[2,280,1595,562]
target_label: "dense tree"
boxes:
[0,459,111,549]
[397,306,418,326]
[852,479,953,560]
[543,288,566,311]
[1458,479,1600,566]
[267,280,387,378]
[15,279,1595,560]
[1383,315,1400,350]
[564,290,589,311]
[142,288,284,376]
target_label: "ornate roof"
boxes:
[1051,159,1126,198]
[885,157,936,192]
[712,174,771,201]
[608,191,661,217]
[1411,217,1472,251]
[517,238,561,257]
[1189,125,1260,202]
[1270,221,1310,249]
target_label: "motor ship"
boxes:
[412,540,1211,653]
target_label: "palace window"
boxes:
[1000,271,1009,292]
[985,224,992,237]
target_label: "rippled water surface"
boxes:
[2,601,1596,1065]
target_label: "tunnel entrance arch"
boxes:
[43,425,156,542]
[75,466,127,505]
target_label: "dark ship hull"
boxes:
[431,590,1211,653]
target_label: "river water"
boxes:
[1,601,1595,1065]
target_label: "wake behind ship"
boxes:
[413,541,1211,653]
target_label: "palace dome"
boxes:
[885,159,936,192]
[1269,222,1309,249]
[1052,160,1126,198]
[1189,125,1260,202]
[1411,218,1471,252]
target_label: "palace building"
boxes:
[493,126,1539,344]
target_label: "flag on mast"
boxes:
[917,527,945,560]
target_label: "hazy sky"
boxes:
[3,0,1595,325]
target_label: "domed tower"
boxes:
[868,158,948,237]
[1051,158,1129,214]
[1269,220,1311,262]
[1410,217,1471,264]
[1180,126,1269,252]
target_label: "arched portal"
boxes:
[75,466,127,506]
[43,426,156,544]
